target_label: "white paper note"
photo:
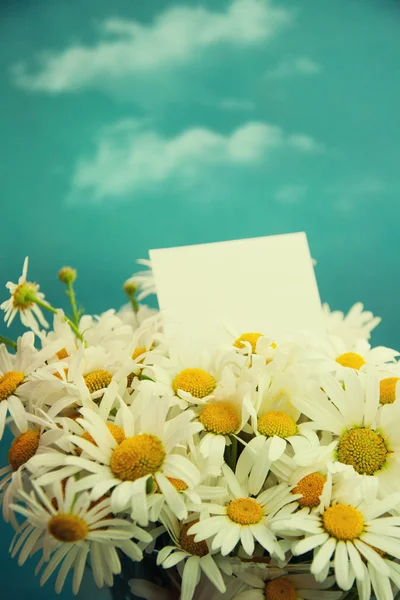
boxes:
[150,232,324,350]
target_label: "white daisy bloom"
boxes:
[1,257,49,333]
[273,488,400,592]
[9,479,151,594]
[0,332,70,439]
[317,335,399,375]
[143,342,244,408]
[65,401,201,525]
[234,567,342,600]
[293,369,400,499]
[156,507,231,600]
[123,258,156,303]
[323,302,381,348]
[192,367,254,472]
[0,410,67,525]
[188,465,297,559]
[236,372,321,495]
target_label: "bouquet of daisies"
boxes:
[1,258,400,600]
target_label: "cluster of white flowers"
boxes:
[1,258,400,600]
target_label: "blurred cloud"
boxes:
[70,120,321,201]
[274,184,307,204]
[268,56,322,78]
[12,0,291,93]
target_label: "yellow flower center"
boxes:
[110,434,166,481]
[0,371,24,401]
[233,332,263,353]
[132,347,146,362]
[8,430,40,471]
[12,282,38,309]
[323,504,364,540]
[227,498,263,525]
[199,402,240,435]
[264,578,296,600]
[337,427,388,475]
[153,476,188,493]
[292,472,326,508]
[56,348,69,360]
[172,368,216,398]
[336,352,366,370]
[258,411,297,438]
[380,378,400,405]
[179,521,209,556]
[48,514,89,542]
[84,369,113,393]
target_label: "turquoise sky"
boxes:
[1,0,400,597]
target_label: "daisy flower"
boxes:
[144,342,244,408]
[293,369,400,499]
[317,335,398,375]
[273,487,400,592]
[10,479,151,594]
[126,258,156,301]
[188,465,297,559]
[192,367,254,472]
[0,332,68,439]
[323,302,381,348]
[234,567,342,600]
[0,410,67,525]
[65,401,201,525]
[1,257,49,333]
[236,372,320,495]
[156,507,231,600]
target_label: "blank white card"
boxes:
[150,232,324,350]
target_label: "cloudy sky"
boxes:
[1,0,400,333]
[1,0,400,596]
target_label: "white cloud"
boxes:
[268,56,322,78]
[71,120,320,201]
[13,0,290,92]
[274,184,307,204]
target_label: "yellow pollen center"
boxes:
[233,332,263,354]
[132,347,146,362]
[199,402,240,435]
[0,371,24,401]
[380,378,400,405]
[292,472,326,508]
[337,427,388,475]
[48,514,89,542]
[56,348,69,360]
[8,430,40,471]
[168,477,188,492]
[110,434,166,481]
[179,521,208,556]
[336,352,366,370]
[258,411,297,438]
[264,578,297,600]
[323,504,364,540]
[172,368,216,399]
[84,369,113,393]
[227,498,263,525]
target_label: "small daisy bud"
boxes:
[123,279,138,297]
[58,267,77,284]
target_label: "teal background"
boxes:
[1,0,400,597]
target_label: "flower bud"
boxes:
[58,267,77,284]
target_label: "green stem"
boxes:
[0,335,17,351]
[67,281,80,327]
[228,436,238,471]
[130,296,139,314]
[33,297,84,341]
